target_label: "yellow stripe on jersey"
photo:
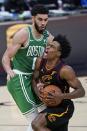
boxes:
[48,105,70,118]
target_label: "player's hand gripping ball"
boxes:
[41,85,62,107]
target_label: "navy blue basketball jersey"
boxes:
[39,59,70,93]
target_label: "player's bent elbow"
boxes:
[82,88,85,97]
[2,53,9,65]
[1,55,8,71]
[2,56,5,66]
[80,88,85,98]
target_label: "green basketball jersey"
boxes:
[13,25,49,73]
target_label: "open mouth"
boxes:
[43,50,48,58]
[41,26,45,30]
[45,50,48,54]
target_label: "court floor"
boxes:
[0,76,87,131]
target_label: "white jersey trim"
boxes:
[13,69,33,75]
[30,26,43,41]
[19,74,35,105]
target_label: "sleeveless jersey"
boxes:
[13,25,49,73]
[39,59,70,93]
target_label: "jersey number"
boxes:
[32,57,37,70]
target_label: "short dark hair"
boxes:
[53,34,71,59]
[31,4,49,16]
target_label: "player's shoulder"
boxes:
[36,57,42,64]
[61,65,74,73]
[60,65,75,79]
[36,56,46,69]
[13,27,29,41]
[17,27,29,36]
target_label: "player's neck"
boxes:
[46,58,60,69]
[32,25,42,39]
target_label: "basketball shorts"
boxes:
[7,73,43,115]
[41,99,74,131]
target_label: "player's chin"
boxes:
[43,55,47,59]
[40,27,45,32]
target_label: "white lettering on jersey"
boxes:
[27,46,45,56]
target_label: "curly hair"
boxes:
[53,34,71,59]
[31,4,49,16]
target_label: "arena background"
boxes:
[0,13,87,85]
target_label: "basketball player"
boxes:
[2,4,53,131]
[31,34,85,131]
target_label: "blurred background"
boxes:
[0,0,87,86]
[0,1,87,131]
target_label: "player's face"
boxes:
[33,14,48,34]
[44,41,61,59]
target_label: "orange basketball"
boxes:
[41,85,62,107]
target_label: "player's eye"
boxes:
[50,44,54,48]
[44,18,48,21]
[38,18,43,21]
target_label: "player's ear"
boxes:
[58,44,62,58]
[59,51,61,57]
[57,51,61,58]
